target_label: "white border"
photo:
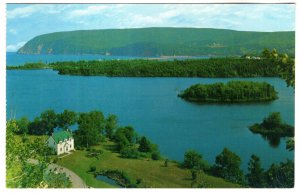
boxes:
[0,1,298,195]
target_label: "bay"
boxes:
[6,68,294,172]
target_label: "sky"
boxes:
[6,3,295,52]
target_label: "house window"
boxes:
[60,148,62,152]
[70,144,72,148]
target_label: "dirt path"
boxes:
[28,159,88,188]
[48,163,88,188]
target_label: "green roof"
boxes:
[52,131,72,143]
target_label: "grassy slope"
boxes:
[56,142,240,188]
[18,27,295,56]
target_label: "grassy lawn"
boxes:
[56,142,240,188]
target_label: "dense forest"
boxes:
[18,28,295,56]
[49,58,280,77]
[178,81,278,103]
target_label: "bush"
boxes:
[164,159,169,167]
[89,166,96,172]
[136,178,143,185]
[151,151,160,160]
[52,158,58,164]
[183,150,210,171]
[120,146,139,159]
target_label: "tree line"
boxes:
[181,148,294,188]
[7,62,50,70]
[178,81,278,103]
[48,58,279,77]
[14,109,160,160]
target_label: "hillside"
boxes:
[18,27,295,56]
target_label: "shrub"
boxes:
[136,178,143,185]
[89,166,96,172]
[151,151,160,160]
[183,150,210,171]
[120,146,139,159]
[52,158,58,164]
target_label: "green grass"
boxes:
[56,142,240,188]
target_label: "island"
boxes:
[249,112,294,137]
[178,81,278,103]
[7,58,280,78]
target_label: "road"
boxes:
[28,159,88,188]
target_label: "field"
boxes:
[56,142,240,188]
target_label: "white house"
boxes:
[47,130,74,155]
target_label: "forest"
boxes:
[178,81,278,103]
[18,27,295,56]
[49,58,279,77]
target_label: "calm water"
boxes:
[6,53,294,172]
[6,69,294,172]
[96,175,122,188]
[6,52,143,66]
[6,52,208,66]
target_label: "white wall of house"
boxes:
[56,138,74,155]
[47,136,74,155]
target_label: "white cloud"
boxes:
[6,41,26,52]
[7,5,40,19]
[7,4,68,19]
[67,5,109,18]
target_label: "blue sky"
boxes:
[6,3,295,52]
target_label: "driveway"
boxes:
[28,159,88,188]
[48,163,88,188]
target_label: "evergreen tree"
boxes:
[246,155,265,187]
[138,136,152,152]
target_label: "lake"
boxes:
[6,53,294,172]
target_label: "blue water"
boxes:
[6,52,209,66]
[6,52,143,66]
[96,175,122,188]
[6,53,294,172]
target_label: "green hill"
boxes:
[18,27,295,56]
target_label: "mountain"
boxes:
[18,27,295,56]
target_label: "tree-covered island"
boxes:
[178,81,278,103]
[7,58,280,78]
[50,58,279,77]
[249,112,294,147]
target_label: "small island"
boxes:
[249,112,294,137]
[178,81,278,103]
